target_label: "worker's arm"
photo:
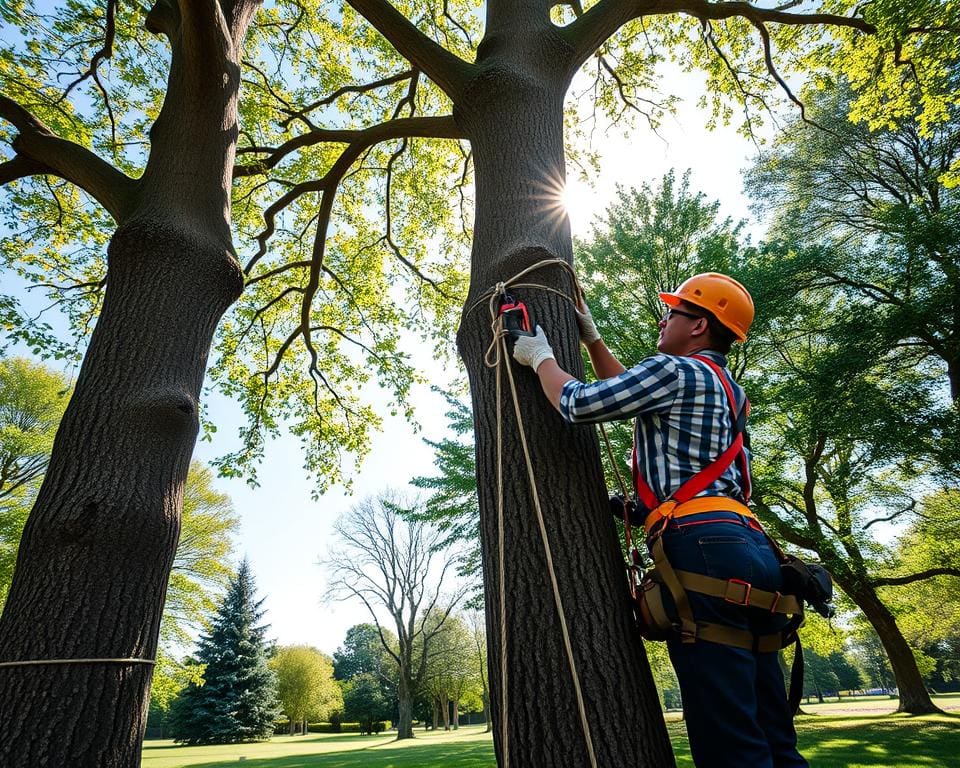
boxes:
[575,301,626,377]
[513,325,681,424]
[532,358,575,411]
[511,327,572,413]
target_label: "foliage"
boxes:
[169,560,280,745]
[333,623,398,683]
[879,490,960,686]
[161,462,241,646]
[0,356,70,605]
[270,645,343,729]
[341,672,393,733]
[0,0,475,493]
[746,82,960,410]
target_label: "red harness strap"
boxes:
[632,354,751,515]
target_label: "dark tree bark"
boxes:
[843,577,939,714]
[0,1,257,765]
[452,5,675,766]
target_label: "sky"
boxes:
[1,58,770,656]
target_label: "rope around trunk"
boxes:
[474,257,598,768]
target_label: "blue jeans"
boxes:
[653,512,807,768]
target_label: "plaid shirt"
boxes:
[558,349,751,504]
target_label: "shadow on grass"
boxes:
[795,714,960,768]
[179,740,495,768]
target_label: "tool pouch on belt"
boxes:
[780,555,835,619]
[633,568,676,641]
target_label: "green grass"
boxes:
[141,695,960,768]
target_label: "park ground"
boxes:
[141,694,960,767]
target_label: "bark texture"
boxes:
[0,1,256,764]
[843,578,939,714]
[454,6,675,765]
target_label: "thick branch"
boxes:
[873,568,960,587]
[345,0,474,100]
[0,95,136,221]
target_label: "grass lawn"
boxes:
[141,695,960,768]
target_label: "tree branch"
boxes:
[241,115,463,273]
[873,568,960,587]
[0,95,137,221]
[345,0,474,100]
[562,0,875,73]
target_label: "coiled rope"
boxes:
[470,257,598,768]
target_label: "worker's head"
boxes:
[657,273,754,355]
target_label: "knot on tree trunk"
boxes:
[109,217,244,310]
[124,385,198,436]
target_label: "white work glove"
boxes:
[575,300,601,346]
[512,325,556,372]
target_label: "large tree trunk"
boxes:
[397,673,414,739]
[454,13,675,767]
[0,2,255,764]
[847,580,939,714]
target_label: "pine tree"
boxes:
[169,559,280,744]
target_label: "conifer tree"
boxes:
[170,559,280,744]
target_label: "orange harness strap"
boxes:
[643,496,755,536]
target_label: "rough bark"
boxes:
[453,7,675,766]
[397,673,414,739]
[0,1,254,764]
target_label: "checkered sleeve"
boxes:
[558,354,682,424]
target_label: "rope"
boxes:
[479,257,598,768]
[0,657,156,669]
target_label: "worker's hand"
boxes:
[575,299,601,346]
[512,325,556,372]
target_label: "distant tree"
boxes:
[879,490,960,687]
[333,623,397,684]
[828,651,863,694]
[422,613,476,730]
[325,491,469,739]
[270,645,342,735]
[802,648,841,703]
[0,357,69,605]
[409,390,481,604]
[747,84,960,401]
[849,624,897,692]
[465,610,491,733]
[341,672,392,735]
[169,560,279,744]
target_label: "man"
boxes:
[512,272,807,768]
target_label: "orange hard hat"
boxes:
[659,273,754,342]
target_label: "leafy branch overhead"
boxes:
[0,0,948,492]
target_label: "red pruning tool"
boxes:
[498,294,535,338]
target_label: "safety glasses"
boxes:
[663,308,704,323]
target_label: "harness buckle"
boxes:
[723,578,752,606]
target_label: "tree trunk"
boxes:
[847,581,939,713]
[0,2,255,764]
[452,695,459,729]
[0,221,243,766]
[397,674,414,739]
[454,21,675,768]
[290,718,297,735]
[442,694,451,730]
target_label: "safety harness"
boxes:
[624,355,805,658]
